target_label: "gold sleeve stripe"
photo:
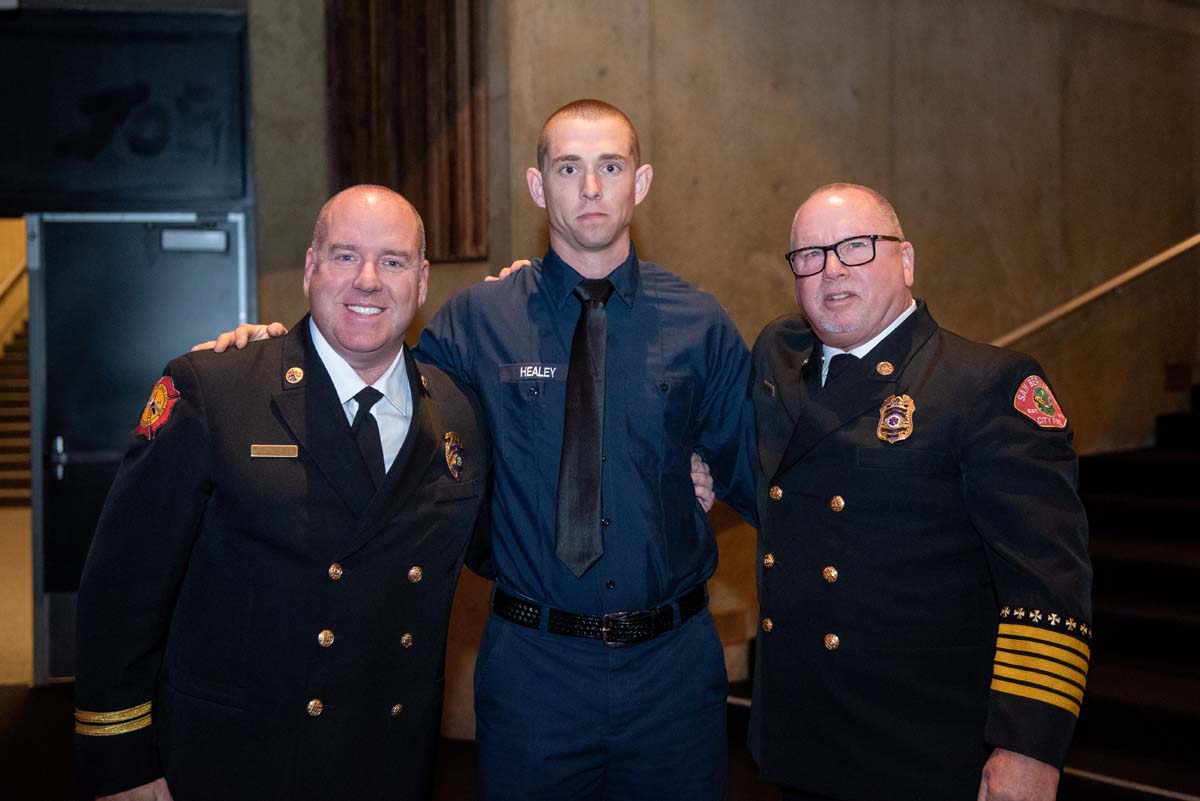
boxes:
[992,663,1085,703]
[75,714,152,737]
[994,651,1088,687]
[998,623,1091,659]
[996,636,1089,674]
[991,678,1081,717]
[74,701,153,724]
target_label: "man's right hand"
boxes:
[191,322,288,353]
[98,777,174,801]
[483,259,531,282]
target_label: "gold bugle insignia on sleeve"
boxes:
[75,702,153,736]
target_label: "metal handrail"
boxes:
[0,261,24,300]
[990,233,1200,348]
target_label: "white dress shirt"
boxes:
[820,300,918,386]
[309,318,413,471]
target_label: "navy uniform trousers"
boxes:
[473,595,729,801]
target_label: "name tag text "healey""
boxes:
[499,363,566,382]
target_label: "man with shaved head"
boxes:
[749,183,1092,801]
[417,98,753,801]
[74,185,490,801]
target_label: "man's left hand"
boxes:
[691,452,714,513]
[977,748,1059,801]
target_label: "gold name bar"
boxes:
[251,444,299,458]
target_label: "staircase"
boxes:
[1066,383,1200,795]
[0,322,30,507]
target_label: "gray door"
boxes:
[27,212,251,683]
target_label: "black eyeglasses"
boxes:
[785,234,902,277]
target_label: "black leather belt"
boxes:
[492,584,707,647]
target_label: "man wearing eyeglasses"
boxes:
[748,183,1092,801]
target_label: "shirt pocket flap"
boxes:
[856,447,955,475]
[432,478,480,504]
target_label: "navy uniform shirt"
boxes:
[418,245,754,614]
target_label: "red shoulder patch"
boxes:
[1013,375,1067,429]
[135,376,181,439]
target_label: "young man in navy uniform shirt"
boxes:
[417,100,754,801]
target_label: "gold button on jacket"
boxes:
[824,633,840,651]
[761,617,775,633]
[407,566,423,583]
[769,485,783,501]
[317,629,335,647]
[822,566,838,583]
[390,704,404,717]
[829,495,845,512]
[327,562,344,581]
[762,553,776,569]
[400,633,414,648]
[306,699,324,717]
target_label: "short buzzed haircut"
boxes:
[802,183,906,239]
[311,184,427,260]
[536,99,641,171]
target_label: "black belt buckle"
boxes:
[599,609,643,647]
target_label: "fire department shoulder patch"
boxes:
[135,376,181,439]
[1013,375,1067,429]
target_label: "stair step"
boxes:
[1091,599,1199,665]
[1155,412,1200,450]
[0,379,29,391]
[0,422,30,433]
[1073,659,1200,766]
[0,476,30,489]
[0,487,31,505]
[1079,449,1200,498]
[1087,658,1200,718]
[1084,495,1200,542]
[1092,539,1200,584]
[0,410,29,423]
[1065,744,1200,797]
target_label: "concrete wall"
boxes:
[495,0,1200,454]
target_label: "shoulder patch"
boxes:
[1013,375,1067,429]
[135,376,181,439]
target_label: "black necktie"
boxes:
[351,386,386,489]
[825,353,858,387]
[555,278,615,577]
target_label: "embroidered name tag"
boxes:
[250,444,299,458]
[499,363,566,382]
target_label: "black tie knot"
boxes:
[825,353,858,386]
[573,278,614,308]
[351,386,384,431]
